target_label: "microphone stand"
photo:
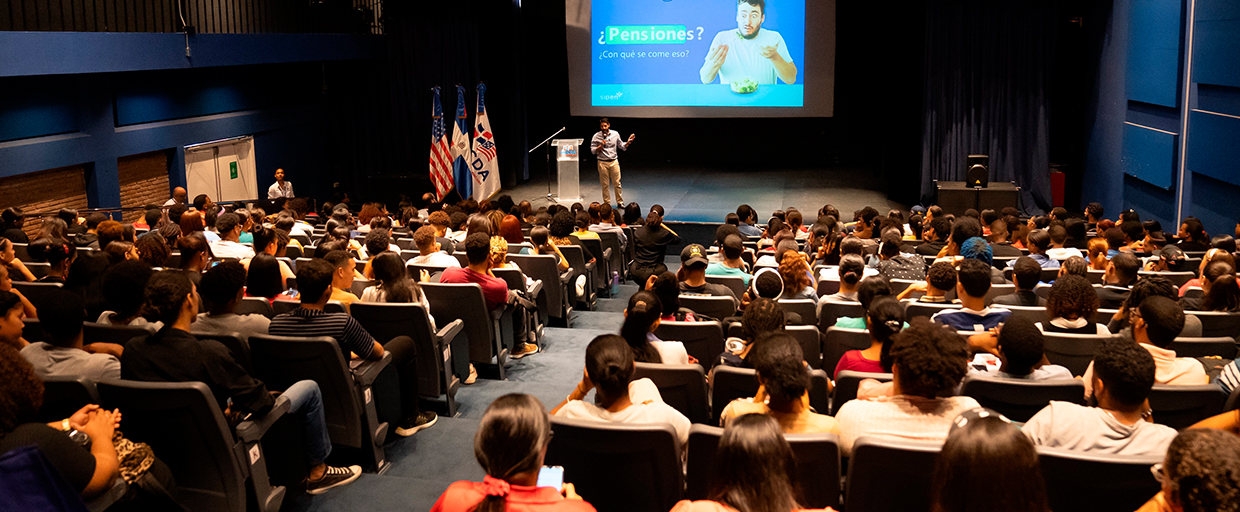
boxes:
[529,127,566,203]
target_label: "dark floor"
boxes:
[507,164,906,223]
[282,283,642,512]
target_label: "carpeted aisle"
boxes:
[284,283,640,511]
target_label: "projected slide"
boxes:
[592,0,804,107]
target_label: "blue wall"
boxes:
[0,32,380,210]
[1085,0,1240,238]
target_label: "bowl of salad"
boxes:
[730,77,759,94]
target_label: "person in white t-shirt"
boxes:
[551,334,691,448]
[407,225,461,268]
[267,168,294,200]
[700,0,797,85]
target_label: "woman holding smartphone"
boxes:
[431,393,595,512]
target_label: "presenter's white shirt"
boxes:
[268,181,294,200]
[707,28,793,85]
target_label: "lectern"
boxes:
[551,138,584,204]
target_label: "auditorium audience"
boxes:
[321,249,360,312]
[1,207,29,243]
[993,256,1046,307]
[835,319,979,454]
[32,240,76,283]
[209,212,256,260]
[931,258,1011,332]
[1183,261,1240,312]
[409,225,460,268]
[872,229,925,281]
[1176,217,1211,251]
[821,254,864,302]
[1178,247,1234,295]
[0,237,36,282]
[1108,275,1202,336]
[0,265,36,319]
[552,334,691,447]
[193,261,271,339]
[720,332,838,434]
[430,394,593,512]
[777,251,816,301]
[932,410,1050,512]
[245,253,295,302]
[135,231,170,267]
[1084,295,1208,398]
[629,205,681,284]
[1023,337,1177,456]
[833,296,903,378]
[1037,275,1109,334]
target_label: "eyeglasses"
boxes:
[1149,462,1165,484]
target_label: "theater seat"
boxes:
[507,253,573,326]
[678,295,737,321]
[1167,336,1238,359]
[1042,332,1116,376]
[421,282,513,380]
[844,436,939,512]
[711,366,832,422]
[38,376,99,423]
[960,374,1086,422]
[1185,311,1240,338]
[633,362,710,424]
[234,297,276,318]
[777,299,818,325]
[822,327,872,374]
[685,424,841,509]
[705,275,747,301]
[544,417,682,512]
[1146,384,1229,430]
[82,323,152,346]
[655,320,726,371]
[1038,446,1162,512]
[786,324,823,369]
[97,380,289,512]
[817,299,864,329]
[831,371,892,416]
[350,302,464,416]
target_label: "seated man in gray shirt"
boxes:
[20,289,121,382]
[1021,337,1177,456]
[967,317,1070,381]
[192,261,271,340]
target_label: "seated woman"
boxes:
[629,206,680,285]
[98,260,160,329]
[835,318,979,454]
[570,212,599,241]
[0,266,37,320]
[431,393,594,512]
[832,275,903,330]
[361,252,432,317]
[0,238,36,282]
[833,296,904,378]
[621,291,690,364]
[648,271,697,321]
[718,298,786,369]
[1177,248,1234,296]
[525,226,571,271]
[30,240,76,283]
[820,254,865,302]
[1087,238,1109,271]
[778,251,817,300]
[720,333,839,435]
[670,414,835,512]
[1036,275,1109,335]
[932,409,1050,512]
[551,334,691,447]
[243,225,295,283]
[102,240,139,266]
[245,253,296,303]
[1183,261,1239,312]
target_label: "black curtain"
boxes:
[920,0,1057,214]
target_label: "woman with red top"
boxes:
[430,394,595,512]
[833,296,903,379]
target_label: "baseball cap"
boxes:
[680,244,709,268]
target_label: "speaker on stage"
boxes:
[966,154,989,188]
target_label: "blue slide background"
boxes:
[591,0,805,86]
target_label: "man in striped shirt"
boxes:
[269,258,437,436]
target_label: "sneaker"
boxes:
[395,411,438,436]
[464,364,478,384]
[510,343,539,359]
[306,465,362,495]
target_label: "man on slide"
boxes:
[700,0,797,85]
[591,118,635,207]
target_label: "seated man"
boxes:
[20,290,120,381]
[322,250,361,313]
[1083,295,1208,398]
[872,229,926,281]
[969,316,1071,381]
[718,298,785,369]
[706,234,752,286]
[1097,252,1140,309]
[1008,229,1060,269]
[720,332,839,434]
[208,212,256,260]
[835,319,980,454]
[407,225,460,268]
[587,202,627,249]
[678,244,738,301]
[915,216,951,256]
[896,261,958,303]
[930,258,1011,332]
[122,271,364,494]
[1045,224,1084,261]
[1023,337,1178,456]
[992,256,1046,306]
[441,233,537,359]
[268,259,437,436]
[192,261,271,339]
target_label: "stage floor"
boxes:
[506,164,906,223]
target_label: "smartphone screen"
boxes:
[536,465,564,491]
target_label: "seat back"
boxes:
[831,371,892,416]
[235,297,276,318]
[1139,270,1196,287]
[557,244,594,305]
[822,327,872,375]
[710,365,760,420]
[11,242,31,261]
[272,299,300,316]
[193,332,255,375]
[705,275,747,300]
[1167,336,1238,358]
[576,237,609,288]
[786,324,822,369]
[654,320,725,368]
[21,318,47,343]
[597,232,625,284]
[1043,332,1114,376]
[544,417,682,512]
[777,299,818,325]
[685,424,841,509]
[25,261,51,278]
[247,334,366,448]
[421,282,507,372]
[1185,311,1240,338]
[816,300,864,330]
[983,284,1016,305]
[491,268,526,290]
[1038,446,1162,512]
[38,376,100,423]
[1147,384,1229,430]
[350,279,374,298]
[1004,305,1051,325]
[406,264,449,283]
[844,437,939,512]
[82,322,152,346]
[349,302,458,411]
[903,300,961,320]
[633,363,710,424]
[960,374,1086,422]
[97,380,248,512]
[816,278,841,296]
[678,295,737,320]
[507,253,568,320]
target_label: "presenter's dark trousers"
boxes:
[629,260,666,286]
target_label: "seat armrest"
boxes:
[351,352,393,385]
[436,319,465,347]
[236,394,291,443]
[559,271,574,284]
[526,280,544,298]
[585,261,596,272]
[603,248,613,260]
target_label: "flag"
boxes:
[428,87,454,201]
[451,85,473,201]
[470,82,500,201]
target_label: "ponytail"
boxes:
[866,296,905,372]
[472,394,551,512]
[622,291,663,363]
[1204,273,1240,312]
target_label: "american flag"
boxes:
[428,87,454,201]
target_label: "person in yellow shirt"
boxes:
[719,332,839,435]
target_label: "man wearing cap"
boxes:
[679,244,739,301]
[1145,245,1187,272]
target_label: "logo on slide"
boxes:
[600,91,624,101]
